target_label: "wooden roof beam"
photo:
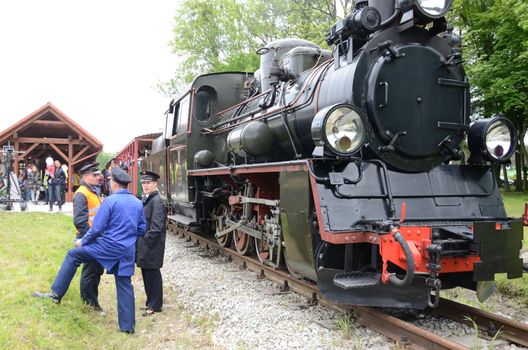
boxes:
[14,137,90,145]
[73,145,90,162]
[48,143,69,162]
[20,142,41,158]
[32,120,64,126]
[72,151,100,166]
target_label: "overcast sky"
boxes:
[0,0,181,152]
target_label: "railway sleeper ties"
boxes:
[280,280,290,293]
[307,292,319,306]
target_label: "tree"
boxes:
[159,0,355,95]
[453,0,528,191]
[96,152,117,171]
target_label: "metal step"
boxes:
[168,214,195,226]
[333,272,381,289]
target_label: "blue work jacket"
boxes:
[80,189,146,276]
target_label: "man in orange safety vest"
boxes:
[73,162,104,312]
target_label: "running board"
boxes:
[333,272,381,289]
[168,214,195,226]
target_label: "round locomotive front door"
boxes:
[365,42,468,171]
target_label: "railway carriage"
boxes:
[144,0,525,308]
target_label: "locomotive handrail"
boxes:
[379,1,401,28]
[202,59,333,135]
[331,159,497,199]
[332,159,396,217]
[334,175,496,199]
[215,88,271,117]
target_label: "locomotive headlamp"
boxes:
[311,104,366,156]
[468,117,517,164]
[414,0,452,19]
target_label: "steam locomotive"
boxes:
[145,0,525,308]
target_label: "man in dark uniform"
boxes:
[136,170,167,316]
[73,162,104,311]
[33,167,146,333]
[101,157,115,197]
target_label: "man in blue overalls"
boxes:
[33,167,146,334]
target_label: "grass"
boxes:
[495,191,528,304]
[464,315,504,350]
[0,212,215,350]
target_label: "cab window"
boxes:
[194,86,217,124]
[176,95,190,134]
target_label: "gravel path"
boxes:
[162,232,528,350]
[162,233,389,349]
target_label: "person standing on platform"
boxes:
[33,167,146,334]
[136,170,167,316]
[43,169,50,205]
[49,160,65,211]
[102,158,115,197]
[27,165,40,204]
[73,163,104,311]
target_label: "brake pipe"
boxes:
[388,231,415,287]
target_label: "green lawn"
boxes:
[0,213,213,350]
[496,191,528,303]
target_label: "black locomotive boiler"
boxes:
[145,0,525,308]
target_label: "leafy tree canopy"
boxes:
[453,0,528,123]
[96,152,117,171]
[159,0,354,95]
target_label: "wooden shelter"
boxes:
[0,102,103,201]
[116,132,162,197]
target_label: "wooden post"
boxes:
[67,140,73,201]
[132,140,138,195]
[14,139,19,176]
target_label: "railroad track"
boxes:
[168,223,528,350]
[434,298,528,348]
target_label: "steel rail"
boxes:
[168,223,468,350]
[434,298,528,348]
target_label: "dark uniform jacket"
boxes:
[136,191,167,269]
[51,167,66,185]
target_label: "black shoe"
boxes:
[86,302,106,315]
[142,308,161,316]
[120,329,135,334]
[32,291,61,304]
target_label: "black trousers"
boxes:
[141,268,163,311]
[80,261,104,307]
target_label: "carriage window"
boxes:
[176,95,190,134]
[194,86,217,123]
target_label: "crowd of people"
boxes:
[33,162,167,334]
[17,156,116,211]
[17,157,69,208]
